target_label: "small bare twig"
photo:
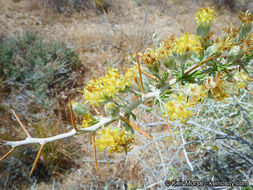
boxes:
[179,126,194,171]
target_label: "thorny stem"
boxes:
[136,52,145,94]
[69,98,78,131]
[29,144,45,177]
[3,117,112,148]
[11,109,31,137]
[0,147,15,162]
[120,115,152,140]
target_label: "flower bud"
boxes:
[196,23,210,38]
[164,56,176,69]
[147,61,160,74]
[71,102,89,116]
[227,46,242,62]
[204,44,222,58]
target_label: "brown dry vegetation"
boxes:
[0,0,252,189]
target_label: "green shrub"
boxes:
[0,32,79,107]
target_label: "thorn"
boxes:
[92,105,102,118]
[245,87,253,96]
[69,98,79,132]
[184,55,216,76]
[141,70,159,81]
[29,144,45,177]
[92,133,98,175]
[121,115,152,140]
[136,52,145,94]
[0,147,14,162]
[11,109,31,137]
[165,117,174,142]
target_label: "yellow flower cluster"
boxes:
[238,10,253,26]
[194,7,216,25]
[95,126,135,153]
[127,35,175,66]
[240,32,253,54]
[83,66,138,105]
[164,92,195,123]
[233,71,250,88]
[185,84,208,105]
[141,45,170,64]
[173,32,202,55]
[82,113,93,128]
[205,74,230,103]
[214,27,239,51]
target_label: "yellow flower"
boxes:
[82,113,93,128]
[164,92,195,123]
[195,7,216,26]
[95,126,135,154]
[139,35,175,65]
[238,10,253,26]
[214,27,238,51]
[205,74,230,103]
[185,84,208,105]
[83,66,138,105]
[173,32,202,55]
[233,71,250,88]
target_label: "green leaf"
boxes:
[71,102,89,116]
[196,24,210,38]
[130,112,137,121]
[163,56,176,69]
[146,99,158,112]
[161,70,169,82]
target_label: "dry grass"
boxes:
[0,0,252,189]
